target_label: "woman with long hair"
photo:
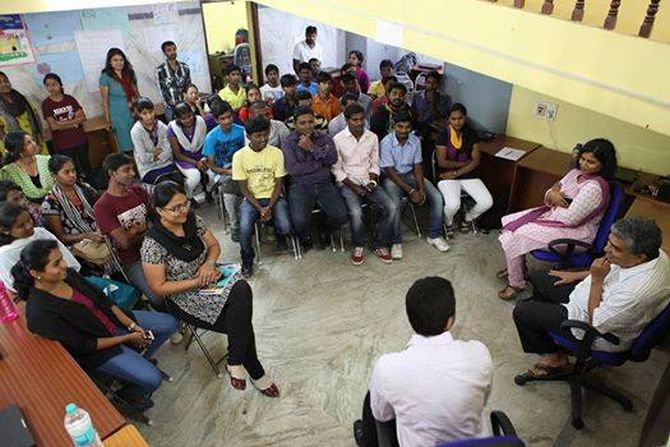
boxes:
[348,50,370,94]
[0,71,46,154]
[141,182,279,397]
[15,239,177,412]
[0,131,53,201]
[497,139,618,300]
[41,73,92,180]
[167,102,213,199]
[99,48,138,153]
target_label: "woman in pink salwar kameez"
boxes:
[497,139,618,300]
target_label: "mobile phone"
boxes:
[144,330,155,341]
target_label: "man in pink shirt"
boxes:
[332,103,396,265]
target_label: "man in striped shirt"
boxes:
[513,217,670,379]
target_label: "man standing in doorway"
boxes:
[156,40,191,120]
[293,26,323,74]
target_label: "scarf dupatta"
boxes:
[503,174,611,232]
[0,89,43,142]
[53,184,123,274]
[112,72,137,105]
[168,115,207,155]
[146,212,205,263]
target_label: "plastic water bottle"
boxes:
[0,281,18,324]
[63,404,103,447]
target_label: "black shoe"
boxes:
[276,235,290,251]
[300,237,313,253]
[231,229,240,243]
[132,396,155,413]
[353,420,365,447]
[241,263,253,277]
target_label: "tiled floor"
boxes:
[138,205,665,446]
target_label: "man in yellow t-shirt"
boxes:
[232,116,292,276]
[368,59,394,99]
[218,65,247,112]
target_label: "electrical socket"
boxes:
[545,102,558,120]
[533,101,558,120]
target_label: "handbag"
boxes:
[71,239,112,265]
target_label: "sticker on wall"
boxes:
[0,15,35,67]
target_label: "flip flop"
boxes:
[528,363,571,379]
[498,285,525,300]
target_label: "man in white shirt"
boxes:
[354,276,493,447]
[332,103,396,265]
[293,25,323,74]
[513,218,670,379]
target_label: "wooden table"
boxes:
[477,136,541,211]
[625,195,670,253]
[509,146,573,211]
[103,424,148,447]
[0,310,126,446]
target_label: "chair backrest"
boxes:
[629,298,670,361]
[591,181,624,256]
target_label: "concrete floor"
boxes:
[138,204,666,446]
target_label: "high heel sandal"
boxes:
[498,285,525,300]
[225,364,247,391]
[251,375,280,398]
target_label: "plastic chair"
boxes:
[515,299,670,429]
[530,182,623,269]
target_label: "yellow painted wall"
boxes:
[506,86,670,176]
[202,1,249,54]
[254,0,670,138]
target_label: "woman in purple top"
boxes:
[348,50,370,94]
[435,103,493,235]
[167,102,213,200]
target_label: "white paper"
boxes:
[495,147,526,161]
[144,25,179,53]
[74,30,125,93]
[152,2,179,25]
[375,20,404,48]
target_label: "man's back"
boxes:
[370,332,492,446]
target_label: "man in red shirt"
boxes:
[93,153,159,307]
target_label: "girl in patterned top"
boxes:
[497,139,618,300]
[141,181,279,397]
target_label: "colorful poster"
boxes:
[0,15,35,67]
[80,8,129,32]
[34,51,86,85]
[24,11,82,48]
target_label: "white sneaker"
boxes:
[427,237,450,252]
[391,243,403,260]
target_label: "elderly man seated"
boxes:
[513,217,670,379]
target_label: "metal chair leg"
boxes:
[408,203,422,238]
[292,235,301,260]
[187,326,223,378]
[254,222,262,263]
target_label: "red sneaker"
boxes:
[351,247,364,266]
[374,247,393,264]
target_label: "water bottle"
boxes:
[63,404,103,447]
[0,281,18,324]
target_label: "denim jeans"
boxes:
[383,173,444,242]
[94,310,178,398]
[288,182,349,239]
[126,261,163,308]
[239,197,292,266]
[340,184,396,249]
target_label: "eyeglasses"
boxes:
[163,201,191,213]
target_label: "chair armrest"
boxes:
[544,238,594,269]
[490,410,517,437]
[559,319,621,362]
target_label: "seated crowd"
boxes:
[0,26,668,446]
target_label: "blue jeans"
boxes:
[94,310,178,398]
[340,184,396,249]
[288,182,349,239]
[383,173,444,242]
[239,197,292,266]
[126,261,163,308]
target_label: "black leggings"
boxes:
[168,280,265,380]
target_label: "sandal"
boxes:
[498,285,525,300]
[225,364,247,391]
[251,375,280,398]
[495,268,508,280]
[528,362,571,379]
